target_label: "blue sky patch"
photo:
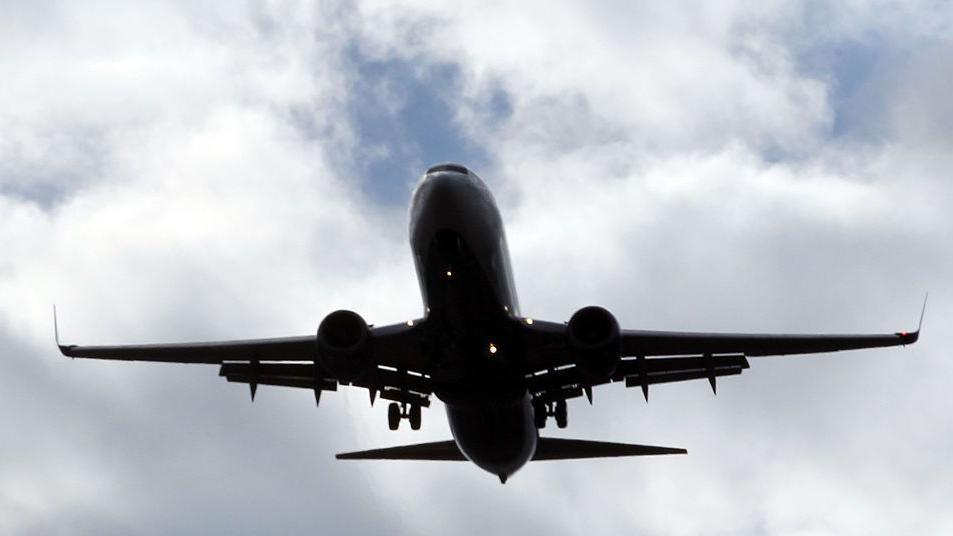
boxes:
[343,49,501,206]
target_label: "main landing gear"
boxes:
[533,399,568,429]
[387,402,422,431]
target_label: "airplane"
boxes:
[57,163,924,483]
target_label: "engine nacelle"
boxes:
[567,306,621,380]
[316,309,372,382]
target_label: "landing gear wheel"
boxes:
[555,399,568,429]
[387,402,400,430]
[409,404,422,430]
[533,400,547,429]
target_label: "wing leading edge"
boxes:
[58,335,317,364]
[621,328,918,357]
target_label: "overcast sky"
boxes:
[1,1,951,534]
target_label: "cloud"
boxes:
[1,0,952,534]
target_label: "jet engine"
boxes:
[316,310,372,382]
[567,306,621,380]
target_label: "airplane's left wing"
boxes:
[520,301,922,403]
[58,318,433,407]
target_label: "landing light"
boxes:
[446,270,453,277]
[525,318,534,325]
[489,343,498,355]
[406,320,414,327]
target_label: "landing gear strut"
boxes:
[532,399,569,429]
[387,402,422,431]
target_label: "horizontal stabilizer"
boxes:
[336,437,686,462]
[336,440,466,461]
[532,437,686,460]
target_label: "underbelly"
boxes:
[445,393,538,478]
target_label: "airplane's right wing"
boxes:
[58,335,317,364]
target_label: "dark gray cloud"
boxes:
[2,1,952,534]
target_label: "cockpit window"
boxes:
[426,163,468,175]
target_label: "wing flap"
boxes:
[623,366,743,387]
[352,367,433,395]
[377,388,431,407]
[527,354,749,402]
[219,362,337,390]
[617,354,749,375]
[218,363,430,405]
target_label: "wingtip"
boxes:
[897,292,928,345]
[897,330,919,345]
[52,305,73,357]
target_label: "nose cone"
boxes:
[411,164,482,227]
[409,163,502,256]
[426,162,469,175]
[420,169,471,207]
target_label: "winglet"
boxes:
[53,305,72,357]
[897,292,928,345]
[53,304,60,345]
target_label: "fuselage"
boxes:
[408,163,536,481]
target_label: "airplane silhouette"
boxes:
[57,163,924,483]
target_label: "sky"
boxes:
[1,0,951,534]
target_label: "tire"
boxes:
[387,402,400,431]
[533,401,547,429]
[409,405,422,430]
[555,400,568,429]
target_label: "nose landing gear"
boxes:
[387,402,422,430]
[532,399,568,429]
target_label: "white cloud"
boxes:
[1,0,952,534]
